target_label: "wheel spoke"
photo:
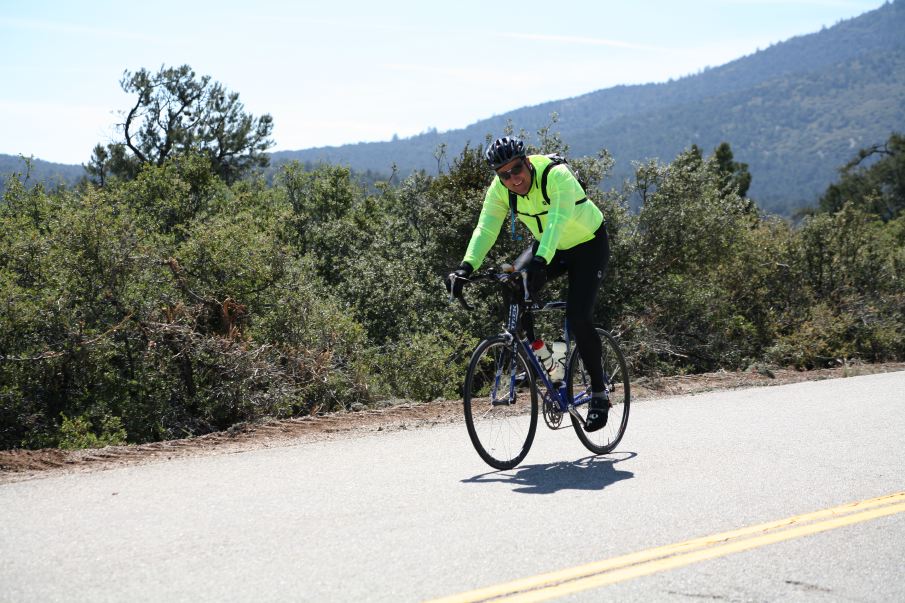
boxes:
[464,337,539,470]
[566,328,630,455]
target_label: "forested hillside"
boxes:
[0,155,83,191]
[273,0,905,214]
[7,2,902,214]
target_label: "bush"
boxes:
[59,414,127,450]
[372,330,475,402]
[766,302,858,368]
[3,132,904,451]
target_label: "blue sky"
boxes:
[0,0,889,164]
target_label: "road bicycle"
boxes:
[452,268,630,470]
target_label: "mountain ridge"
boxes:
[272,1,905,212]
[0,154,84,190]
[3,1,903,214]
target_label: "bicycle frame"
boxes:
[500,299,592,414]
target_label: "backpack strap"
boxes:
[509,188,548,233]
[507,156,588,239]
[542,155,589,204]
[540,160,559,204]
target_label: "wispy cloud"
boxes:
[0,17,163,44]
[498,32,668,52]
[381,63,496,79]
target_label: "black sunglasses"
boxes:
[497,160,527,181]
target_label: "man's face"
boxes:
[496,157,532,196]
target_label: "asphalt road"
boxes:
[2,371,904,602]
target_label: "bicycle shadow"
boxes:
[462,452,636,495]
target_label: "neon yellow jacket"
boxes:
[462,155,604,269]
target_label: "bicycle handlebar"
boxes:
[448,269,531,311]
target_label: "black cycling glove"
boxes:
[446,263,473,297]
[526,256,547,294]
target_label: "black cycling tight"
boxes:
[515,223,610,392]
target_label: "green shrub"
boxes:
[59,414,127,450]
[373,330,476,402]
[766,302,857,369]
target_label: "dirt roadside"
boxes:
[2,362,903,484]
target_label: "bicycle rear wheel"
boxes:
[566,328,630,455]
[463,336,538,470]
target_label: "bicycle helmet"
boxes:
[485,137,526,170]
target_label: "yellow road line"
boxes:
[428,491,905,603]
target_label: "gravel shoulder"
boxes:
[2,362,903,484]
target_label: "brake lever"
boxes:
[446,275,474,311]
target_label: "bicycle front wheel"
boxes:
[566,328,630,455]
[463,336,538,470]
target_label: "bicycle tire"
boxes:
[463,335,539,470]
[566,327,630,455]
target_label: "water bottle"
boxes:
[531,340,552,371]
[549,341,567,382]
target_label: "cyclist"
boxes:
[446,136,612,431]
